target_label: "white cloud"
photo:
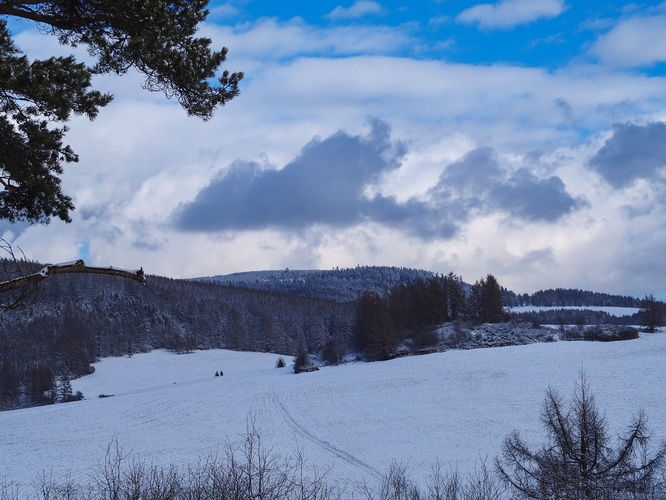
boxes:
[325,1,383,21]
[589,15,666,67]
[457,0,566,30]
[207,3,241,20]
[203,18,412,65]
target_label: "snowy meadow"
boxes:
[2,332,665,496]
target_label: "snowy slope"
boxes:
[2,334,666,493]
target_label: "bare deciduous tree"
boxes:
[496,373,666,499]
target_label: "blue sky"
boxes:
[211,0,665,73]
[3,0,666,298]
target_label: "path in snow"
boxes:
[271,388,383,480]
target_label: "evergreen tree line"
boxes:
[202,265,437,302]
[2,261,662,409]
[354,273,507,360]
[0,271,355,410]
[506,287,643,308]
[509,294,665,331]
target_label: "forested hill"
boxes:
[198,267,643,309]
[0,269,361,409]
[506,288,642,308]
[0,262,652,410]
[195,266,436,302]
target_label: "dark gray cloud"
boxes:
[176,119,416,231]
[175,129,583,239]
[491,169,584,221]
[431,147,584,222]
[589,121,666,188]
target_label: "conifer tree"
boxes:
[639,294,664,333]
[354,291,397,360]
[0,1,243,224]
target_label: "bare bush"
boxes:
[33,471,81,500]
[365,459,505,500]
[462,460,504,500]
[366,460,421,500]
[0,480,21,500]
[81,424,343,500]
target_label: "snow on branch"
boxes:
[0,259,145,294]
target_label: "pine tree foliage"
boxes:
[517,288,641,308]
[353,272,508,359]
[354,291,396,360]
[469,274,506,324]
[0,1,242,223]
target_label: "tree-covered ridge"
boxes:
[506,287,642,308]
[0,270,355,409]
[2,262,662,409]
[197,266,437,302]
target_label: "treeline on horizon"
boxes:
[504,287,642,308]
[0,263,662,410]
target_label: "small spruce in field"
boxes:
[215,371,219,377]
[276,357,286,368]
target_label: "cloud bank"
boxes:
[176,125,584,240]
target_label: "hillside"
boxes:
[1,332,665,496]
[195,266,436,302]
[2,263,657,411]
[0,270,356,409]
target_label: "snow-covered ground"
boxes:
[2,333,665,494]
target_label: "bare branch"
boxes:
[0,259,145,294]
[0,238,144,309]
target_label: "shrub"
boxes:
[62,391,83,403]
[319,339,342,366]
[293,348,318,374]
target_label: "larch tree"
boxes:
[496,373,666,499]
[0,0,243,300]
[639,294,664,333]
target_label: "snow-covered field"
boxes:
[2,332,666,494]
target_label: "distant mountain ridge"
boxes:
[194,266,437,302]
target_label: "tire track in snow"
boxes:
[271,390,382,479]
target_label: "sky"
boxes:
[3,0,666,298]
